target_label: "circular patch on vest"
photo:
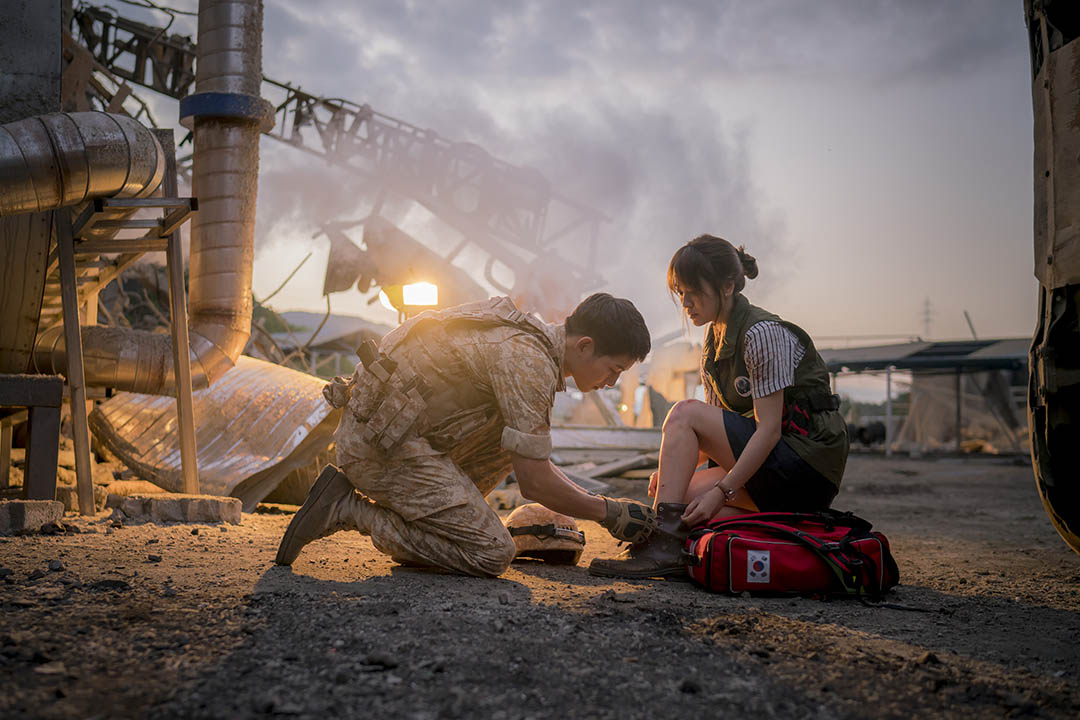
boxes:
[734,376,753,398]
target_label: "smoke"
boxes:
[241,0,1023,335]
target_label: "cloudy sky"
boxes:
[125,0,1036,346]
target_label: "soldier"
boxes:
[275,293,656,577]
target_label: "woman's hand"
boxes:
[682,486,726,527]
[647,470,659,498]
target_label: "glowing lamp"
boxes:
[402,281,438,307]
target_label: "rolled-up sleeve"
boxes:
[487,335,558,460]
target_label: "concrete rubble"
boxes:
[0,500,63,535]
[110,494,242,525]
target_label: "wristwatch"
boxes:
[717,483,737,502]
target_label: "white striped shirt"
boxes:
[743,321,806,398]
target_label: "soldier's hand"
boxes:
[599,497,657,543]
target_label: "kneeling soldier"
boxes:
[275,293,655,576]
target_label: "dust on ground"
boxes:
[1,454,1078,719]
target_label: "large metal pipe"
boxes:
[177,0,267,387]
[24,0,268,393]
[0,112,164,214]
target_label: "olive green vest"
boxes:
[701,294,848,488]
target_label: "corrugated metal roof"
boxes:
[89,355,338,508]
[820,338,1029,372]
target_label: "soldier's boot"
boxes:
[275,464,372,566]
[588,503,690,579]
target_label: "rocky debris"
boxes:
[54,483,109,514]
[111,494,242,525]
[0,500,63,535]
[88,579,132,592]
[40,522,82,536]
[104,480,168,502]
[47,560,64,572]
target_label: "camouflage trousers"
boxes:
[336,442,516,578]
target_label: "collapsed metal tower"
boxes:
[67,3,608,304]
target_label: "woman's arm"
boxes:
[681,391,783,525]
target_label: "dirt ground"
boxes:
[1,453,1078,719]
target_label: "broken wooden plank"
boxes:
[581,451,660,478]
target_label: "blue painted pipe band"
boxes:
[180,92,275,132]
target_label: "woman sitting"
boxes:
[590,234,848,578]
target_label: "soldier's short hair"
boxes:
[566,293,650,361]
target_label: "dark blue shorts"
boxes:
[721,410,837,512]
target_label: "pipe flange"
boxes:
[180,92,275,132]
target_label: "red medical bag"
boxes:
[685,511,899,597]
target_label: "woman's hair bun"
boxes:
[736,246,759,279]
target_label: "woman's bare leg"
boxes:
[683,465,757,517]
[655,400,738,506]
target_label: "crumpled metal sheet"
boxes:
[89,355,338,510]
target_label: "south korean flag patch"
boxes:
[746,550,771,583]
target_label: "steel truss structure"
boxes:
[68,4,606,297]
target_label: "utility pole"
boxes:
[921,297,933,340]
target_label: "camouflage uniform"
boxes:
[323,297,565,577]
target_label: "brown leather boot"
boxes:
[275,464,371,565]
[588,503,690,579]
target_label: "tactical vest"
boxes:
[325,297,559,455]
[701,294,848,487]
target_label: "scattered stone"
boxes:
[191,528,200,536]
[105,480,168,507]
[47,560,64,572]
[498,592,510,605]
[89,579,131,592]
[147,554,162,563]
[27,569,46,581]
[147,538,159,544]
[253,692,279,714]
[0,500,63,535]
[56,484,112,513]
[56,450,77,470]
[917,651,942,665]
[162,586,178,598]
[679,679,701,694]
[274,702,303,715]
[361,653,398,671]
[114,495,242,525]
[254,503,295,515]
[33,661,67,675]
[56,466,77,485]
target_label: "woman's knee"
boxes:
[662,399,703,433]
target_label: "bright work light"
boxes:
[402,281,438,306]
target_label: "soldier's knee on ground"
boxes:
[466,533,517,577]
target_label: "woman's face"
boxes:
[677,281,722,326]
